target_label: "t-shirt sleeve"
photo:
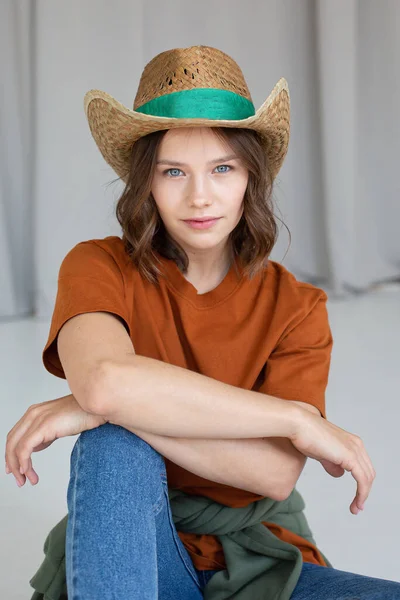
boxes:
[42,240,131,379]
[258,291,333,419]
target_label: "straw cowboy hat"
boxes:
[84,45,290,184]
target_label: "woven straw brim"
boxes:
[84,77,290,183]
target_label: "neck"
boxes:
[183,246,234,292]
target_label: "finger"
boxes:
[354,447,376,510]
[5,412,31,441]
[362,449,376,486]
[348,459,370,514]
[6,438,27,487]
[11,418,48,487]
[5,408,39,486]
[22,456,39,486]
[16,424,48,483]
[5,404,41,451]
[338,453,365,515]
[347,437,375,511]
[320,459,345,478]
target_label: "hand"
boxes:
[289,408,376,515]
[5,394,107,487]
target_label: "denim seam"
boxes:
[162,485,201,590]
[69,437,81,598]
[152,487,166,516]
[152,473,168,515]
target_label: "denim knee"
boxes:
[72,422,167,487]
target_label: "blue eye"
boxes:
[163,165,232,177]
[164,168,183,177]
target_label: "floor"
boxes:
[1,286,400,597]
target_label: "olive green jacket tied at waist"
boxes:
[29,486,332,600]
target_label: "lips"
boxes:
[184,218,220,222]
[183,217,221,229]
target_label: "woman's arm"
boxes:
[122,400,319,501]
[122,426,306,501]
[89,357,320,500]
[107,401,317,502]
[92,354,300,440]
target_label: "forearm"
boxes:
[94,355,300,440]
[124,425,306,500]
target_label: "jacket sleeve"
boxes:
[29,514,68,599]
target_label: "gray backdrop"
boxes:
[1,0,399,318]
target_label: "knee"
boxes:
[74,422,166,474]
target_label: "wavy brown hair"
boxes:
[110,127,290,285]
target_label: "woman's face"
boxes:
[150,127,248,258]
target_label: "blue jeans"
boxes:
[66,423,400,599]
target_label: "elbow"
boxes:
[263,462,306,502]
[84,360,114,416]
[274,482,295,502]
[258,475,293,502]
[266,483,293,503]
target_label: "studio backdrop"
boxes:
[1,0,399,319]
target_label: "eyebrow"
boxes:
[156,154,239,167]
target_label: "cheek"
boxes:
[151,181,173,213]
[235,204,245,223]
[227,172,248,198]
[230,181,247,213]
[152,196,180,226]
[154,203,171,223]
[150,177,163,201]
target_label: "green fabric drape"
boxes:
[29,486,332,600]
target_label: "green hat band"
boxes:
[135,88,255,120]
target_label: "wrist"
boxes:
[284,403,308,440]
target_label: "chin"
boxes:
[179,235,221,249]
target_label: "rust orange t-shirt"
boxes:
[43,235,333,571]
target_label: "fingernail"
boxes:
[5,464,10,474]
[16,480,22,487]
[19,466,24,475]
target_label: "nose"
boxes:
[186,173,212,207]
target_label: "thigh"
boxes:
[290,562,400,600]
[66,423,204,599]
[156,473,204,600]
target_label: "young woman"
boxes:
[6,45,399,599]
